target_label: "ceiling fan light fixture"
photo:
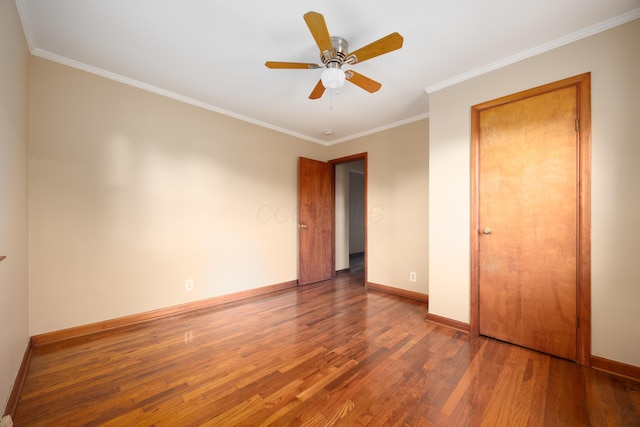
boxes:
[321,66,346,90]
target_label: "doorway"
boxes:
[470,73,591,365]
[331,154,367,284]
[298,153,367,286]
[335,161,365,276]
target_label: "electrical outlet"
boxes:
[409,272,417,282]
[0,415,14,427]
[185,279,194,291]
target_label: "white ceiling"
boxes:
[16,0,640,145]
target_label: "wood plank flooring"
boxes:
[13,271,640,426]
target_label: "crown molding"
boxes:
[325,113,430,146]
[425,9,640,94]
[15,0,36,52]
[31,48,327,145]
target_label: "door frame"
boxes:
[329,152,368,284]
[469,73,591,366]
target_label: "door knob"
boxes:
[483,227,492,234]
[298,223,308,229]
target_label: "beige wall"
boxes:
[0,0,30,411]
[429,19,640,367]
[335,162,350,271]
[28,58,327,335]
[328,120,430,295]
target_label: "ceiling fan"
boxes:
[265,11,404,100]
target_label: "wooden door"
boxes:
[471,74,591,362]
[298,157,334,286]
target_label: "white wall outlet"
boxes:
[409,272,417,282]
[0,415,14,427]
[185,279,194,291]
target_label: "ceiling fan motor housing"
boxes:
[322,36,349,67]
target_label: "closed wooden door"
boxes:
[471,75,591,362]
[298,157,334,286]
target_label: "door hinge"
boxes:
[575,118,579,132]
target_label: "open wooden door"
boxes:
[471,74,591,364]
[298,157,334,286]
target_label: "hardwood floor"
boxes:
[13,271,640,426]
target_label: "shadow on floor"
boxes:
[349,252,364,273]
